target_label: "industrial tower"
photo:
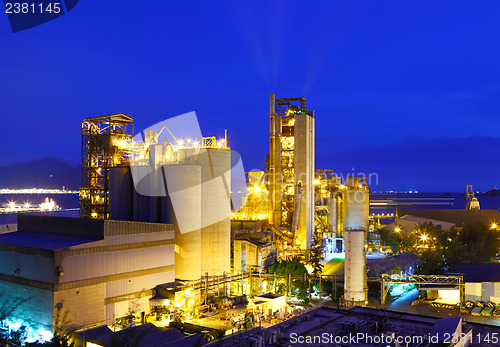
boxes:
[268,93,315,251]
[80,114,134,219]
[466,185,480,210]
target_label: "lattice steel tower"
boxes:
[80,114,134,219]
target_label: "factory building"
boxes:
[81,115,232,281]
[233,238,277,273]
[385,215,456,237]
[396,208,500,229]
[422,263,500,305]
[0,215,175,334]
[205,306,492,347]
[450,263,500,303]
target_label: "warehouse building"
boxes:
[420,263,500,306]
[396,209,500,229]
[0,215,175,336]
[448,263,500,303]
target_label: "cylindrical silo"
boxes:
[344,189,369,231]
[197,147,231,277]
[131,166,164,223]
[327,197,337,238]
[162,164,202,281]
[344,229,366,304]
[109,167,133,221]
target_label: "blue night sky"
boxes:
[0,0,499,191]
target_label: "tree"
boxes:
[0,295,74,347]
[458,223,500,263]
[417,250,443,275]
[268,259,307,277]
[292,280,309,304]
[306,235,324,277]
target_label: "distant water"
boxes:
[0,194,79,225]
[0,192,499,226]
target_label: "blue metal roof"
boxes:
[0,231,99,250]
[447,263,500,283]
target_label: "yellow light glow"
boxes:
[117,139,128,148]
[421,234,428,241]
[177,139,184,146]
[492,223,498,230]
[394,226,401,233]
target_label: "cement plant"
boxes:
[0,93,499,347]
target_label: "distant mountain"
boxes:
[479,187,500,197]
[0,157,80,189]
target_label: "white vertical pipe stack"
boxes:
[344,229,366,304]
[343,181,369,305]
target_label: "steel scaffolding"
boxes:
[80,114,134,219]
[381,273,465,305]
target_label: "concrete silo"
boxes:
[343,176,369,305]
[107,125,232,281]
[162,164,202,281]
[195,147,232,277]
[344,189,369,230]
[344,228,367,304]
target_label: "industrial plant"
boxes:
[0,94,499,346]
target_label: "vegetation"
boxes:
[268,259,310,303]
[306,235,324,277]
[0,295,73,347]
[268,259,307,277]
[292,279,310,304]
[379,222,500,274]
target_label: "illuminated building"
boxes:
[233,239,277,273]
[0,215,175,333]
[268,94,315,251]
[84,117,234,281]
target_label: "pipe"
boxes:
[292,181,302,241]
[269,93,279,226]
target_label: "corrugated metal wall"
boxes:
[60,245,174,283]
[0,251,53,283]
